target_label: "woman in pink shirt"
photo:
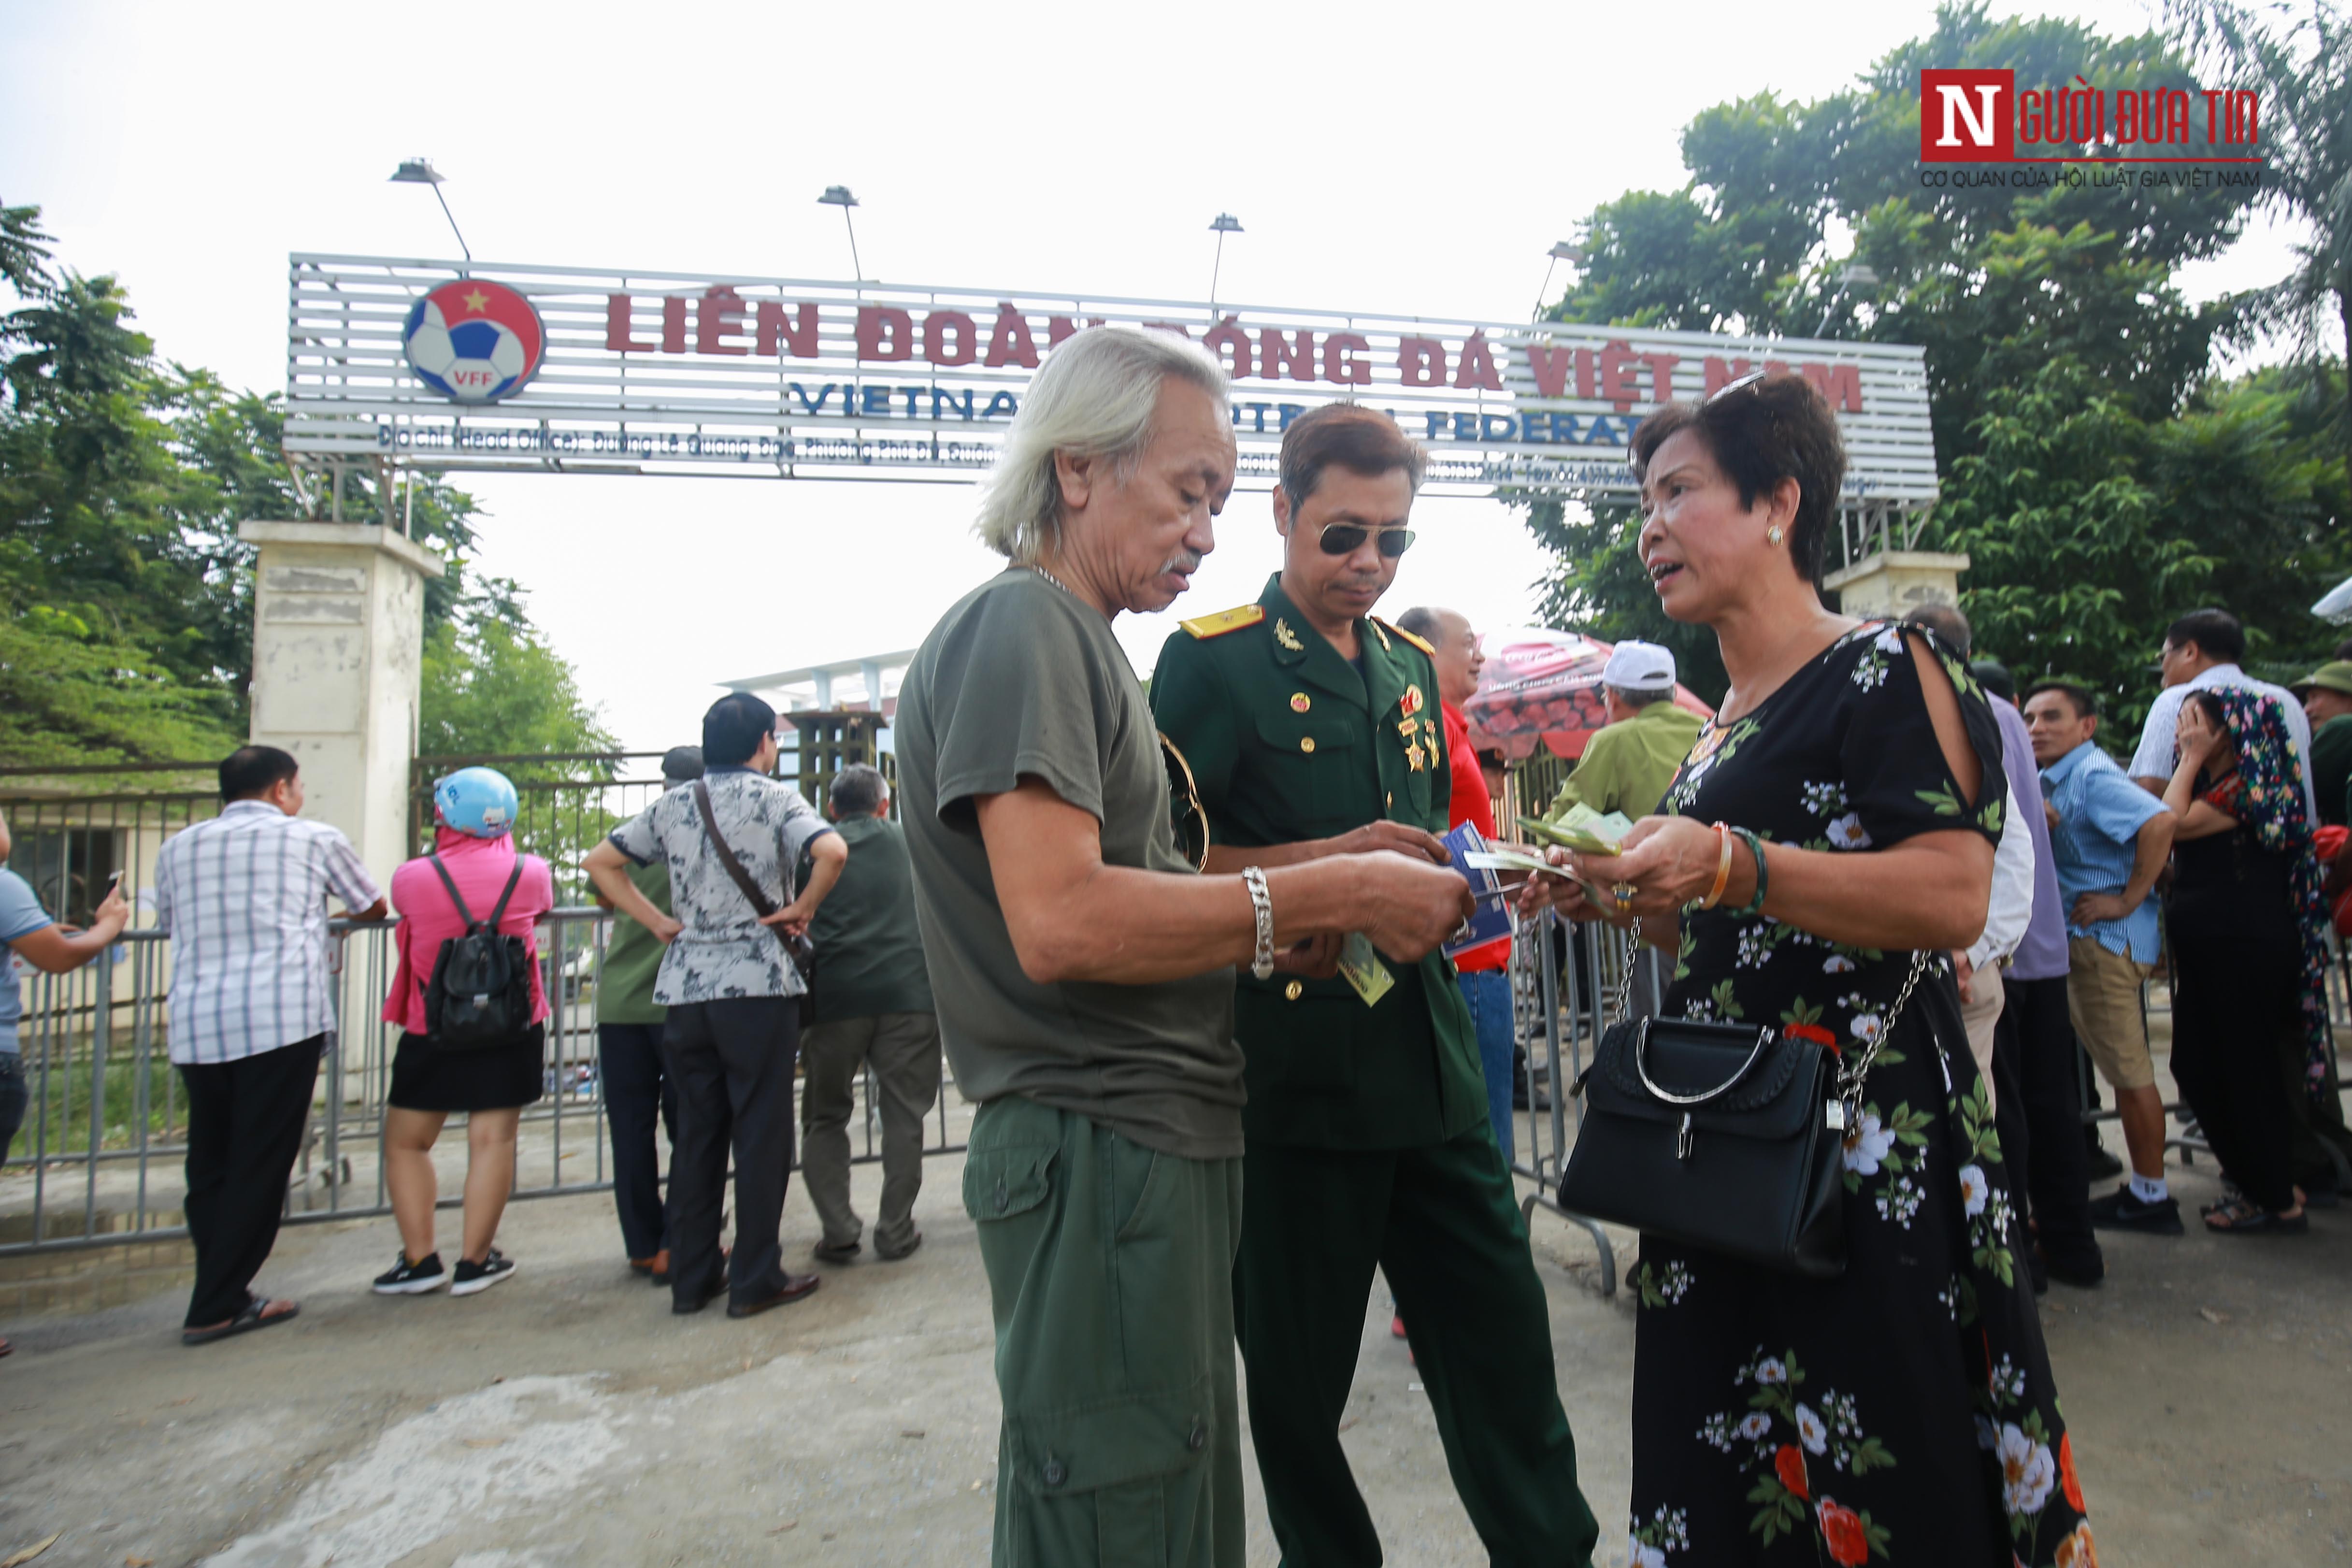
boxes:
[373,768,552,1298]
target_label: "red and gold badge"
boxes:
[1401,684,1425,717]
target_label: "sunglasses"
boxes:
[1705,369,1767,404]
[1317,521,1417,558]
[1159,731,1210,873]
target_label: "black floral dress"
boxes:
[1625,622,2094,1568]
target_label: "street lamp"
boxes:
[1534,240,1586,319]
[389,158,471,264]
[1813,263,1880,337]
[818,186,862,281]
[1208,213,1243,313]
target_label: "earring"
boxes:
[1767,524,1785,546]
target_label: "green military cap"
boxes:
[2293,660,2352,698]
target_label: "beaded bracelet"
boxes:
[1724,826,1770,918]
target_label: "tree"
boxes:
[2169,0,2352,487]
[418,613,617,761]
[0,200,612,768]
[1519,5,2338,723]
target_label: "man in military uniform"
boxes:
[1152,405,1597,1567]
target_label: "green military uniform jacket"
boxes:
[1151,574,1488,1151]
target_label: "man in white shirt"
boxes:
[2129,608,2316,822]
[2128,606,2352,1200]
[155,747,386,1346]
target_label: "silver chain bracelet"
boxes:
[1242,866,1275,980]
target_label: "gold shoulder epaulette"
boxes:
[1181,604,1264,639]
[1378,618,1435,658]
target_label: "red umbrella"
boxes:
[1463,627,1714,761]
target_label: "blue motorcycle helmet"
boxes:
[433,766,520,838]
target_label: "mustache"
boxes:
[1160,547,1204,575]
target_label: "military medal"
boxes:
[1274,618,1305,652]
[1401,684,1424,717]
[1291,692,1311,712]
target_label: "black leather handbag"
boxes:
[1556,941,1932,1278]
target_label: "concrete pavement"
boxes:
[4,1115,2350,1564]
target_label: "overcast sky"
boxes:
[0,0,2303,753]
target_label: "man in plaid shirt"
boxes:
[155,746,385,1346]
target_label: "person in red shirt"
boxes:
[1396,606,1517,1159]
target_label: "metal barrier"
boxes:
[0,908,961,1257]
[1502,910,1621,1296]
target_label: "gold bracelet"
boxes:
[1700,822,1734,910]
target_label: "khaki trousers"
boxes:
[798,1011,941,1257]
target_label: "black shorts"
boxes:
[388,1023,546,1113]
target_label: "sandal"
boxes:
[2204,1197,2307,1237]
[182,1295,300,1346]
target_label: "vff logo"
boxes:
[1920,69,2016,162]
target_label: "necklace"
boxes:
[1028,562,1075,596]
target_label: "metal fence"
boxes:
[1501,910,1625,1296]
[0,909,961,1257]
[0,762,221,929]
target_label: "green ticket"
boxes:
[1336,932,1395,1007]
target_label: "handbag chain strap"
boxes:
[1608,925,1935,1109]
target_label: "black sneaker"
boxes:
[450,1249,516,1296]
[373,1252,447,1295]
[2087,1188,2184,1235]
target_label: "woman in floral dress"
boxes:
[1535,373,2092,1565]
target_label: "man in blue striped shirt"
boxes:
[155,747,385,1345]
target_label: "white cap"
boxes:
[1602,640,1677,694]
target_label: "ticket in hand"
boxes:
[1517,806,1636,856]
[1336,932,1395,1007]
[1464,848,1570,878]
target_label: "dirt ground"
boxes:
[3,1097,2349,1566]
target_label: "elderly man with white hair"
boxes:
[893,327,1474,1568]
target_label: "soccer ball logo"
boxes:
[402,279,545,403]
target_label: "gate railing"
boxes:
[0,908,961,1257]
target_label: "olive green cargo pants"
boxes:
[1236,1124,1599,1567]
[964,1095,1245,1568]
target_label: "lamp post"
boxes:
[1534,241,1585,319]
[819,186,862,281]
[389,158,471,265]
[1813,263,1880,336]
[1207,213,1243,313]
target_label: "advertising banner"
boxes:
[285,254,1937,500]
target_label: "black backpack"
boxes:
[421,852,531,1048]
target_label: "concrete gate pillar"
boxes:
[238,521,445,882]
[1822,550,1972,621]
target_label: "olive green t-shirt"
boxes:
[598,857,674,1026]
[895,569,1245,1160]
[806,814,934,1024]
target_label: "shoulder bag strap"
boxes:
[693,778,779,920]
[424,851,480,931]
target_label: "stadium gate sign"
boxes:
[284,254,1938,505]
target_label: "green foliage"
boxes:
[2168,0,2352,479]
[0,200,604,768]
[1520,4,2345,726]
[419,616,617,762]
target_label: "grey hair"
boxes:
[974,326,1230,564]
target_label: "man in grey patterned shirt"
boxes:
[587,693,846,1317]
